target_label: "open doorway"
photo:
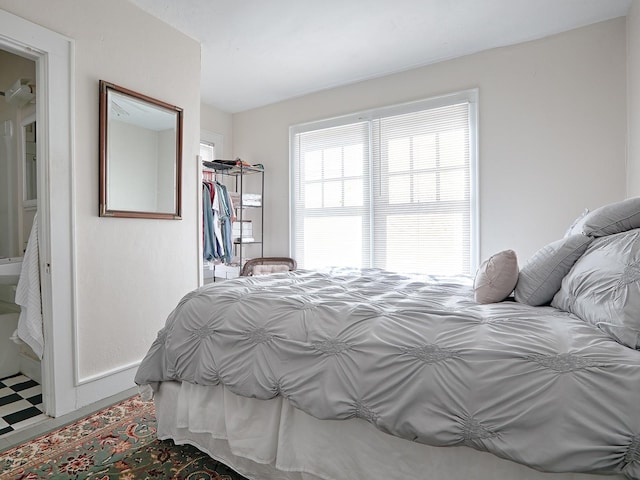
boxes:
[0,51,36,260]
[0,9,75,421]
[0,48,47,437]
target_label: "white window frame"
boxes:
[289,89,479,274]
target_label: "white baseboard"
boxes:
[74,364,139,412]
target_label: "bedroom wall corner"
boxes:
[201,103,233,159]
[627,2,640,197]
[233,18,627,264]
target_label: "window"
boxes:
[290,90,478,275]
[200,140,215,162]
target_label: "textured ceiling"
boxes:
[130,0,631,113]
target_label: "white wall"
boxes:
[628,2,640,196]
[201,103,233,158]
[0,0,201,409]
[233,18,627,264]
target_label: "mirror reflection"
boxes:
[23,119,37,204]
[99,81,183,219]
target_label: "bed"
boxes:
[135,198,640,480]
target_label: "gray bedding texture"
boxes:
[136,259,640,478]
[137,198,640,478]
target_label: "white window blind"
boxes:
[290,90,477,275]
[200,140,215,162]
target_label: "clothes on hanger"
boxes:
[202,178,236,264]
[202,183,217,261]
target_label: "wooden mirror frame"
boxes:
[99,80,183,219]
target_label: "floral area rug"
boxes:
[0,395,248,480]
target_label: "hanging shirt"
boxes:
[202,183,217,261]
[215,182,234,264]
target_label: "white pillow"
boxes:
[564,208,589,237]
[252,264,291,275]
[514,234,592,306]
[552,229,640,349]
[473,250,519,304]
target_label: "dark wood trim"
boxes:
[98,80,183,220]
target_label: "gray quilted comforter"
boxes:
[135,268,640,479]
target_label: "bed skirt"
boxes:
[154,381,624,480]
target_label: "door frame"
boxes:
[0,9,75,416]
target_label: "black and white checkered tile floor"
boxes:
[0,373,47,437]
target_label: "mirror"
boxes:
[99,80,183,219]
[22,115,37,206]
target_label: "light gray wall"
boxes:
[628,2,640,196]
[0,0,201,390]
[201,103,233,159]
[108,121,159,212]
[108,124,177,214]
[157,128,177,213]
[233,18,627,264]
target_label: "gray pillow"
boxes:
[580,197,640,237]
[551,229,640,349]
[514,234,592,306]
[473,249,519,304]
